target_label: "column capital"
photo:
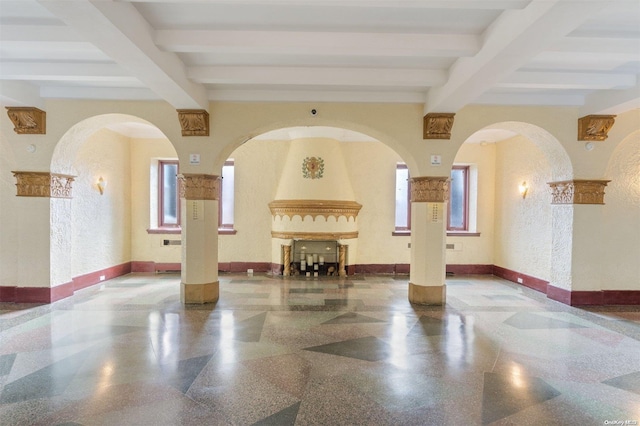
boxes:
[410,176,449,203]
[578,115,616,141]
[12,171,75,198]
[548,179,611,204]
[179,173,220,200]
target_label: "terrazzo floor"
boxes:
[1,273,639,425]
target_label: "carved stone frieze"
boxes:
[410,176,449,202]
[12,171,75,198]
[179,174,219,200]
[548,179,611,204]
[6,107,46,134]
[177,109,210,136]
[269,199,362,221]
[423,113,455,139]
[271,231,359,240]
[578,115,616,141]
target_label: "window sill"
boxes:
[392,231,481,237]
[147,228,181,235]
[218,228,237,235]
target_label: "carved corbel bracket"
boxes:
[423,113,455,140]
[578,115,616,141]
[6,107,46,134]
[177,109,210,136]
[548,179,611,204]
[410,176,449,202]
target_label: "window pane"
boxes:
[449,168,465,229]
[395,166,409,229]
[221,163,234,226]
[162,163,178,225]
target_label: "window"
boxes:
[219,160,235,232]
[448,166,469,231]
[394,163,411,232]
[393,163,475,235]
[159,160,180,227]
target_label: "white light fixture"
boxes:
[97,177,107,195]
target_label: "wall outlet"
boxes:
[517,277,523,284]
[99,275,106,281]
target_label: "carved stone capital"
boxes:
[179,174,219,200]
[423,113,455,140]
[6,107,46,134]
[410,176,449,202]
[269,199,362,221]
[177,109,210,136]
[548,179,611,204]
[12,171,75,198]
[578,115,616,141]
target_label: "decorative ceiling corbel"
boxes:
[578,115,616,141]
[177,109,210,136]
[6,107,46,134]
[423,113,455,140]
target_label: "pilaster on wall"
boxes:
[408,176,449,305]
[178,173,220,304]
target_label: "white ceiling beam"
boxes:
[156,30,479,58]
[525,51,636,71]
[189,66,446,87]
[0,81,45,109]
[124,0,531,10]
[474,92,585,106]
[209,88,425,103]
[0,25,81,42]
[499,71,636,90]
[425,0,612,113]
[1,62,135,82]
[37,0,208,109]
[580,79,640,115]
[552,37,640,56]
[40,86,161,101]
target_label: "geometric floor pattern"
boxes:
[1,273,639,425]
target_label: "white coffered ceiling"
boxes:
[1,0,639,115]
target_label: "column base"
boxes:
[408,282,446,305]
[181,281,219,304]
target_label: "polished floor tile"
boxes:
[1,274,639,425]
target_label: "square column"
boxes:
[179,174,220,304]
[408,176,448,305]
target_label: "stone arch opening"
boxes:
[49,114,177,293]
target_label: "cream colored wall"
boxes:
[446,143,496,265]
[71,129,132,276]
[0,132,18,286]
[218,139,289,263]
[603,130,640,290]
[342,141,410,264]
[130,137,181,263]
[494,135,553,280]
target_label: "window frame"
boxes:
[393,163,411,235]
[447,165,469,232]
[158,159,181,228]
[218,159,236,234]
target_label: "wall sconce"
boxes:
[518,181,528,199]
[97,177,107,195]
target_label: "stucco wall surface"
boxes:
[71,129,131,277]
[494,135,552,281]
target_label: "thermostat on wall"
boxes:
[430,155,442,166]
[189,153,200,165]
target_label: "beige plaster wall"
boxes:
[0,131,19,286]
[494,135,553,281]
[603,130,640,290]
[130,136,181,264]
[71,129,131,276]
[446,142,496,265]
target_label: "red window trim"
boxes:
[159,160,180,228]
[447,165,469,231]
